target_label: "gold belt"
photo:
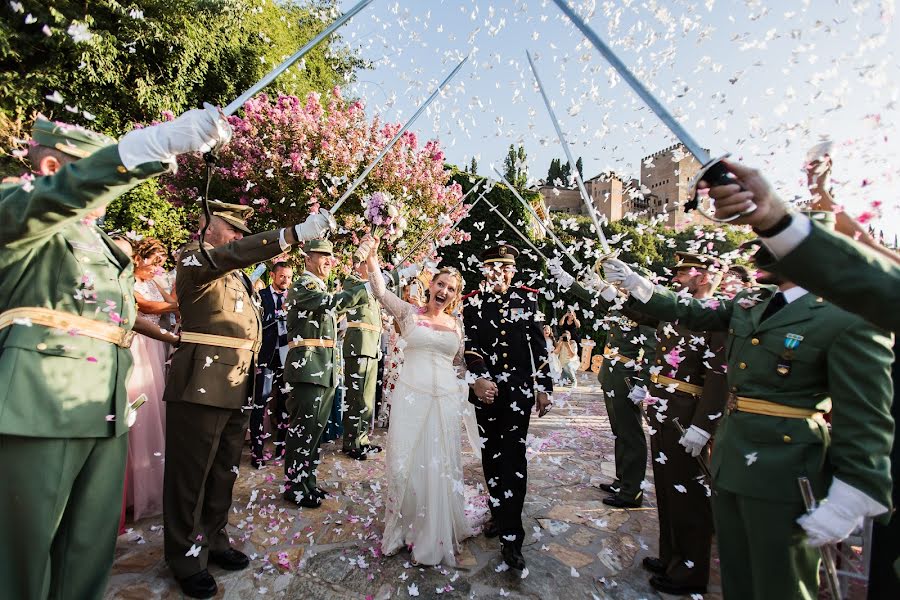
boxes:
[288,338,335,349]
[0,306,135,348]
[602,345,644,365]
[180,331,260,352]
[728,395,822,419]
[346,321,382,333]
[650,373,703,396]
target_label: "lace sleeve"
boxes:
[370,263,417,335]
[452,316,467,378]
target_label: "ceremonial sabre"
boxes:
[491,166,580,268]
[525,50,612,255]
[330,55,470,214]
[551,0,756,223]
[482,196,549,262]
[798,477,843,600]
[223,0,376,115]
[394,182,486,266]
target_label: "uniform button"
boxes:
[656,359,662,365]
[36,343,48,350]
[783,435,792,443]
[751,338,760,345]
[502,353,508,357]
[729,328,734,334]
[739,362,747,369]
[262,239,268,245]
[501,330,506,335]
[213,355,219,360]
[661,346,667,351]
[730,386,738,392]
[503,364,509,369]
[501,319,507,323]
[116,165,127,174]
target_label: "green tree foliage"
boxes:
[0,0,365,166]
[575,156,583,179]
[102,179,191,254]
[502,144,528,189]
[546,156,577,187]
[468,156,478,174]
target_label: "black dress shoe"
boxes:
[598,482,621,494]
[282,490,322,508]
[311,487,330,500]
[602,493,643,508]
[344,448,368,461]
[252,459,266,469]
[482,519,499,538]
[501,544,526,570]
[209,547,250,571]
[361,444,383,454]
[649,574,707,595]
[642,556,666,574]
[177,569,217,599]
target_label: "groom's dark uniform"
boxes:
[463,245,552,551]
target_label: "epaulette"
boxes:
[462,290,480,301]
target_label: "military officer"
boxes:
[636,252,729,595]
[549,259,656,508]
[0,110,229,600]
[340,258,418,459]
[463,244,553,570]
[601,218,894,600]
[282,238,373,508]
[162,202,333,598]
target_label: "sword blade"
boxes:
[491,166,580,268]
[223,0,376,116]
[482,195,549,262]
[551,0,710,164]
[331,54,470,213]
[525,50,611,255]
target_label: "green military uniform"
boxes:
[282,240,370,501]
[640,253,729,593]
[0,121,166,599]
[631,282,894,599]
[340,269,401,453]
[569,282,656,505]
[759,216,900,332]
[162,203,292,579]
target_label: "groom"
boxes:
[463,244,553,570]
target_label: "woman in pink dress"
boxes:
[125,238,179,521]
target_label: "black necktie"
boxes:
[274,291,284,311]
[761,291,786,321]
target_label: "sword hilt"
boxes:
[687,155,758,223]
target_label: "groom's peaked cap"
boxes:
[481,244,519,265]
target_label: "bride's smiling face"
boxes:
[427,272,461,314]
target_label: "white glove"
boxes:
[581,270,619,302]
[398,263,422,279]
[678,425,711,457]
[627,384,648,404]
[294,210,336,242]
[118,104,232,171]
[548,258,575,288]
[603,258,654,303]
[797,478,888,547]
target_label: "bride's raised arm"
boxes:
[365,244,418,335]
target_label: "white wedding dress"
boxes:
[371,268,482,566]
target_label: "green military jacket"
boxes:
[341,274,384,359]
[759,221,900,332]
[0,145,166,438]
[283,271,370,387]
[649,320,729,435]
[162,230,288,410]
[633,285,895,508]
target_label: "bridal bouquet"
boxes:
[361,191,408,242]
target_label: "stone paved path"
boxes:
[106,375,722,599]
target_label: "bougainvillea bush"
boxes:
[158,87,467,271]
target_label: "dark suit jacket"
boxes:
[258,286,286,369]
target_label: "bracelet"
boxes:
[752,213,793,238]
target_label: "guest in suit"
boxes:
[249,262,293,468]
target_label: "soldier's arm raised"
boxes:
[0,146,166,248]
[188,229,292,285]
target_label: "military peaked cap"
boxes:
[31,117,116,159]
[481,244,519,265]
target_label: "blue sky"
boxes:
[337,0,899,235]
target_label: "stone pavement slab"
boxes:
[106,375,723,599]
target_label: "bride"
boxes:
[365,243,482,566]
